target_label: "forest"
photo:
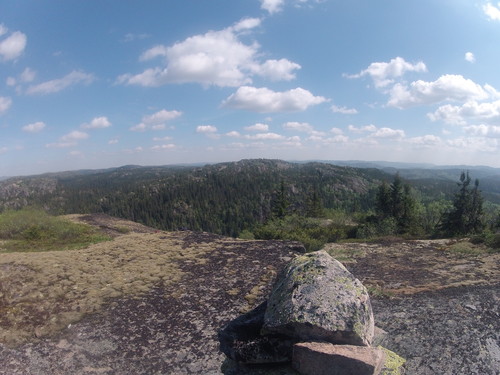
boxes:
[1,159,500,251]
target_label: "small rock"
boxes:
[292,342,385,375]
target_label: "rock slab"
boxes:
[263,250,375,346]
[293,342,385,375]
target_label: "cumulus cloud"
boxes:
[118,18,301,87]
[331,104,358,114]
[245,123,269,132]
[0,27,27,61]
[27,70,95,95]
[130,109,181,132]
[407,135,442,146]
[223,86,327,112]
[387,74,489,108]
[429,100,500,125]
[371,127,405,139]
[260,0,285,13]
[151,144,176,150]
[483,2,500,20]
[465,52,476,63]
[345,57,427,88]
[0,96,12,114]
[251,59,301,81]
[81,116,112,129]
[22,121,46,133]
[244,132,285,140]
[283,121,314,132]
[464,124,500,138]
[196,125,218,133]
[61,130,89,142]
[226,131,241,138]
[348,124,377,133]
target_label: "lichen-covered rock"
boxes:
[263,250,374,346]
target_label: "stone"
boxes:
[218,302,294,364]
[263,251,374,346]
[292,342,385,375]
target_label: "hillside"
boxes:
[0,159,389,237]
[1,215,499,374]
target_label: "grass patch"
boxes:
[445,241,483,257]
[0,208,111,253]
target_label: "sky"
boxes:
[2,0,500,176]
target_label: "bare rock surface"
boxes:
[263,251,374,346]
[0,214,303,375]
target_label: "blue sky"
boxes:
[2,0,500,176]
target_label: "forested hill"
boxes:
[0,159,389,236]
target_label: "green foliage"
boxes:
[0,208,110,252]
[253,214,351,251]
[439,171,484,236]
[374,174,421,235]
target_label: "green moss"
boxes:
[379,346,406,375]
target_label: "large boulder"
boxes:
[263,250,374,346]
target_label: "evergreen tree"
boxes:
[440,171,484,236]
[272,179,289,219]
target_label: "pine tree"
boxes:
[440,171,484,236]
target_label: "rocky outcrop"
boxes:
[219,250,394,375]
[263,251,374,347]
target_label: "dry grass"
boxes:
[0,229,214,347]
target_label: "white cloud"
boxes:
[0,29,27,61]
[0,25,7,37]
[464,124,500,138]
[223,86,327,112]
[244,132,285,140]
[130,123,147,132]
[0,96,12,114]
[0,146,7,154]
[260,0,285,13]
[153,136,172,141]
[151,144,176,150]
[252,59,301,81]
[226,131,241,138]
[22,121,46,133]
[129,109,182,132]
[330,127,344,135]
[283,121,313,132]
[108,139,119,144]
[196,125,218,133]
[483,2,500,20]
[346,57,427,88]
[348,124,377,133]
[118,18,301,88]
[61,130,89,142]
[245,123,269,132]
[81,116,112,129]
[407,135,442,146]
[429,99,500,125]
[20,68,36,82]
[143,109,182,124]
[331,104,358,115]
[465,52,475,63]
[26,70,95,95]
[388,74,489,109]
[371,127,405,139]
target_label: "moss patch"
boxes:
[379,346,406,375]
